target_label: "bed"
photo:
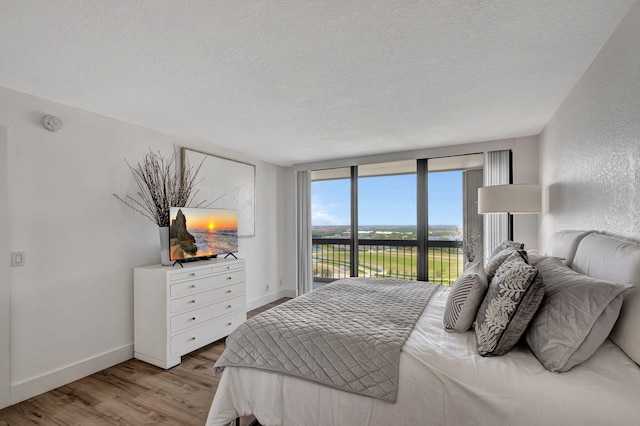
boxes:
[206,231,640,426]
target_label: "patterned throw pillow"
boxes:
[443,262,489,332]
[485,248,528,282]
[490,240,525,257]
[476,251,545,356]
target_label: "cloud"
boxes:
[311,195,345,225]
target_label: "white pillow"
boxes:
[525,256,632,372]
[569,233,640,366]
[443,262,488,333]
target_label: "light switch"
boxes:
[11,251,25,266]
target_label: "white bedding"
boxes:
[207,286,640,426]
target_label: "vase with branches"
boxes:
[114,146,208,264]
[463,227,482,266]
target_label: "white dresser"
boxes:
[134,258,246,369]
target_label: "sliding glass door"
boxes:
[425,155,484,283]
[358,161,417,279]
[310,154,483,285]
[311,168,352,283]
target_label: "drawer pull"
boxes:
[188,300,196,304]
[188,284,196,289]
[189,336,196,341]
[226,322,232,326]
[189,317,196,321]
[226,276,232,280]
[189,272,196,276]
[226,305,232,309]
[225,289,232,294]
[227,266,232,269]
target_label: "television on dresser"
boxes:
[169,207,239,262]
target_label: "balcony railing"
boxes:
[312,238,464,285]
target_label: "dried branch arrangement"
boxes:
[463,227,482,263]
[114,146,207,227]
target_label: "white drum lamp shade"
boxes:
[478,184,541,241]
[478,184,541,215]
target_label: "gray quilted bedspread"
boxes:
[214,277,439,402]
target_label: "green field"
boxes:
[313,244,464,285]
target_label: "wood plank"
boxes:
[0,298,290,425]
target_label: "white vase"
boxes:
[159,226,172,266]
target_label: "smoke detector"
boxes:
[43,115,63,132]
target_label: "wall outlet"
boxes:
[266,282,270,292]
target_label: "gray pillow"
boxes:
[485,248,528,282]
[476,251,544,356]
[443,262,489,333]
[526,251,565,266]
[490,240,524,257]
[525,256,632,372]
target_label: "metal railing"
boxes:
[312,238,463,285]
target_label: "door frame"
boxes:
[0,126,11,408]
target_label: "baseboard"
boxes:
[247,289,296,311]
[10,343,133,406]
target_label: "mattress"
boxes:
[207,287,640,426]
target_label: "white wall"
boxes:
[539,1,640,251]
[0,86,293,407]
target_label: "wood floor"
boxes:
[0,298,290,426]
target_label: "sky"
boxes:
[170,207,238,230]
[311,171,463,226]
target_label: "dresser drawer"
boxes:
[169,261,244,282]
[170,270,244,298]
[171,295,245,333]
[169,267,214,282]
[170,311,246,357]
[210,261,244,275]
[170,282,244,314]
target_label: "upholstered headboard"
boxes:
[546,230,592,267]
[548,231,640,365]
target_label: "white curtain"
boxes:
[483,150,511,261]
[296,171,313,295]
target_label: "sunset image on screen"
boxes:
[169,207,239,261]
[186,208,238,231]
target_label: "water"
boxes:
[189,228,238,256]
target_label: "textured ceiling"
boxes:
[0,1,635,166]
